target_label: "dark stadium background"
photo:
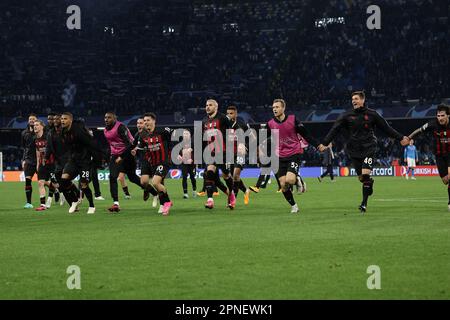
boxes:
[0,0,448,170]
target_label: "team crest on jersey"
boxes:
[364,114,369,121]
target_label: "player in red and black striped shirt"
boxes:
[408,104,450,210]
[141,112,173,216]
[34,120,56,211]
[202,99,235,210]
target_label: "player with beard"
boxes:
[104,112,153,212]
[202,99,235,210]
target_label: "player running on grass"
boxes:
[33,120,56,211]
[104,112,154,213]
[140,112,173,216]
[21,113,37,209]
[202,99,236,210]
[226,105,253,205]
[264,99,318,213]
[60,112,104,214]
[318,91,410,213]
[45,113,69,206]
[407,104,450,210]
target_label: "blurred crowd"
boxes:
[0,0,447,118]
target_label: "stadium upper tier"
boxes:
[0,0,448,118]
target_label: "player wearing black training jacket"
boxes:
[408,104,450,210]
[45,113,69,206]
[60,112,104,214]
[21,113,38,209]
[318,91,409,213]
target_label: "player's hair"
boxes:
[437,104,450,115]
[47,112,56,117]
[34,119,45,127]
[143,112,156,120]
[137,116,144,120]
[105,111,116,116]
[227,105,237,111]
[28,113,37,118]
[53,112,61,117]
[273,99,286,108]
[61,112,73,119]
[351,91,365,99]
[206,99,218,107]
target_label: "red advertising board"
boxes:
[394,165,440,177]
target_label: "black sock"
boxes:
[25,178,32,203]
[261,175,270,188]
[82,186,95,207]
[276,176,281,189]
[224,176,234,193]
[122,186,130,196]
[361,175,372,206]
[447,185,450,205]
[282,189,296,206]
[48,185,55,198]
[54,190,60,202]
[150,185,158,196]
[158,191,170,204]
[233,180,240,196]
[255,175,265,188]
[239,180,247,193]
[205,180,215,198]
[40,196,45,205]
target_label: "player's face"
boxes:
[28,116,37,126]
[47,115,54,127]
[136,119,144,131]
[409,139,414,146]
[33,122,43,134]
[183,130,191,140]
[226,109,237,121]
[144,116,155,130]
[53,115,61,127]
[205,101,217,116]
[272,102,284,117]
[352,95,364,108]
[104,113,115,126]
[60,115,72,128]
[437,111,449,125]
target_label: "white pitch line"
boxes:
[375,198,445,203]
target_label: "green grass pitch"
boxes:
[1,176,450,299]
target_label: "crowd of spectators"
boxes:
[0,0,447,118]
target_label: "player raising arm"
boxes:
[408,104,450,210]
[318,91,409,213]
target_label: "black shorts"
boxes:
[233,154,245,171]
[37,164,55,181]
[63,160,92,183]
[204,163,231,176]
[351,154,376,176]
[436,155,450,178]
[23,161,37,178]
[181,164,196,178]
[109,155,137,178]
[141,161,169,178]
[276,154,301,178]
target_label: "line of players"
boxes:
[20,93,450,214]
